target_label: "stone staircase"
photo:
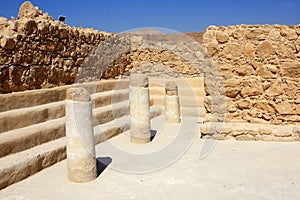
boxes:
[149,76,205,119]
[0,77,203,189]
[0,80,135,189]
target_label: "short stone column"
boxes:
[165,82,181,123]
[129,74,151,144]
[65,87,97,183]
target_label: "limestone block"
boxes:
[256,41,274,58]
[223,78,240,98]
[24,19,37,34]
[236,65,254,76]
[269,29,281,40]
[0,37,15,50]
[295,105,300,115]
[275,102,294,115]
[38,22,49,35]
[281,62,300,78]
[223,43,244,58]
[216,31,229,43]
[241,77,263,97]
[244,42,255,57]
[266,81,283,97]
[258,128,273,135]
[237,100,251,110]
[257,65,277,79]
[236,134,256,141]
[256,101,275,113]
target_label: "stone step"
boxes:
[150,95,204,107]
[93,101,129,126]
[0,137,66,190]
[94,105,163,144]
[0,97,137,158]
[91,89,128,108]
[0,106,163,190]
[149,77,204,88]
[0,80,129,113]
[178,87,205,97]
[0,117,65,158]
[181,107,206,117]
[200,122,300,142]
[0,101,65,134]
[0,88,129,134]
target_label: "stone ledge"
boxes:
[200,122,300,142]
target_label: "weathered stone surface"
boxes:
[236,134,256,141]
[244,42,255,57]
[18,1,36,18]
[129,73,148,87]
[296,105,300,115]
[66,87,90,102]
[256,101,275,113]
[0,37,15,49]
[236,65,254,76]
[275,102,294,115]
[257,65,277,79]
[241,77,263,97]
[223,43,244,57]
[266,81,283,97]
[237,100,251,109]
[216,31,229,43]
[273,129,293,137]
[206,42,218,56]
[281,62,300,78]
[223,79,240,98]
[258,128,272,135]
[24,19,37,34]
[256,41,274,58]
[269,29,281,40]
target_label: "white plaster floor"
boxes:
[1,116,300,200]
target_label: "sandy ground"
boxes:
[1,116,300,200]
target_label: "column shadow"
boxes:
[150,130,157,141]
[96,156,112,177]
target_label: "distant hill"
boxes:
[184,32,205,44]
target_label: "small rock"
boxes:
[0,37,15,49]
[24,19,37,34]
[256,41,274,58]
[216,31,229,43]
[275,102,294,115]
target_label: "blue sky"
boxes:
[1,0,299,33]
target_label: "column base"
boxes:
[130,136,151,144]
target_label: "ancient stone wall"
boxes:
[0,1,111,93]
[201,24,300,126]
[0,2,299,127]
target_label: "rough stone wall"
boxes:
[0,2,299,127]
[201,24,300,125]
[0,1,111,93]
[102,49,199,79]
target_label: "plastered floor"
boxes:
[1,116,300,200]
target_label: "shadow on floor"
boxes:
[96,157,112,177]
[150,130,157,141]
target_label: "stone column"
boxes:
[129,74,151,144]
[165,82,181,123]
[65,87,97,183]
